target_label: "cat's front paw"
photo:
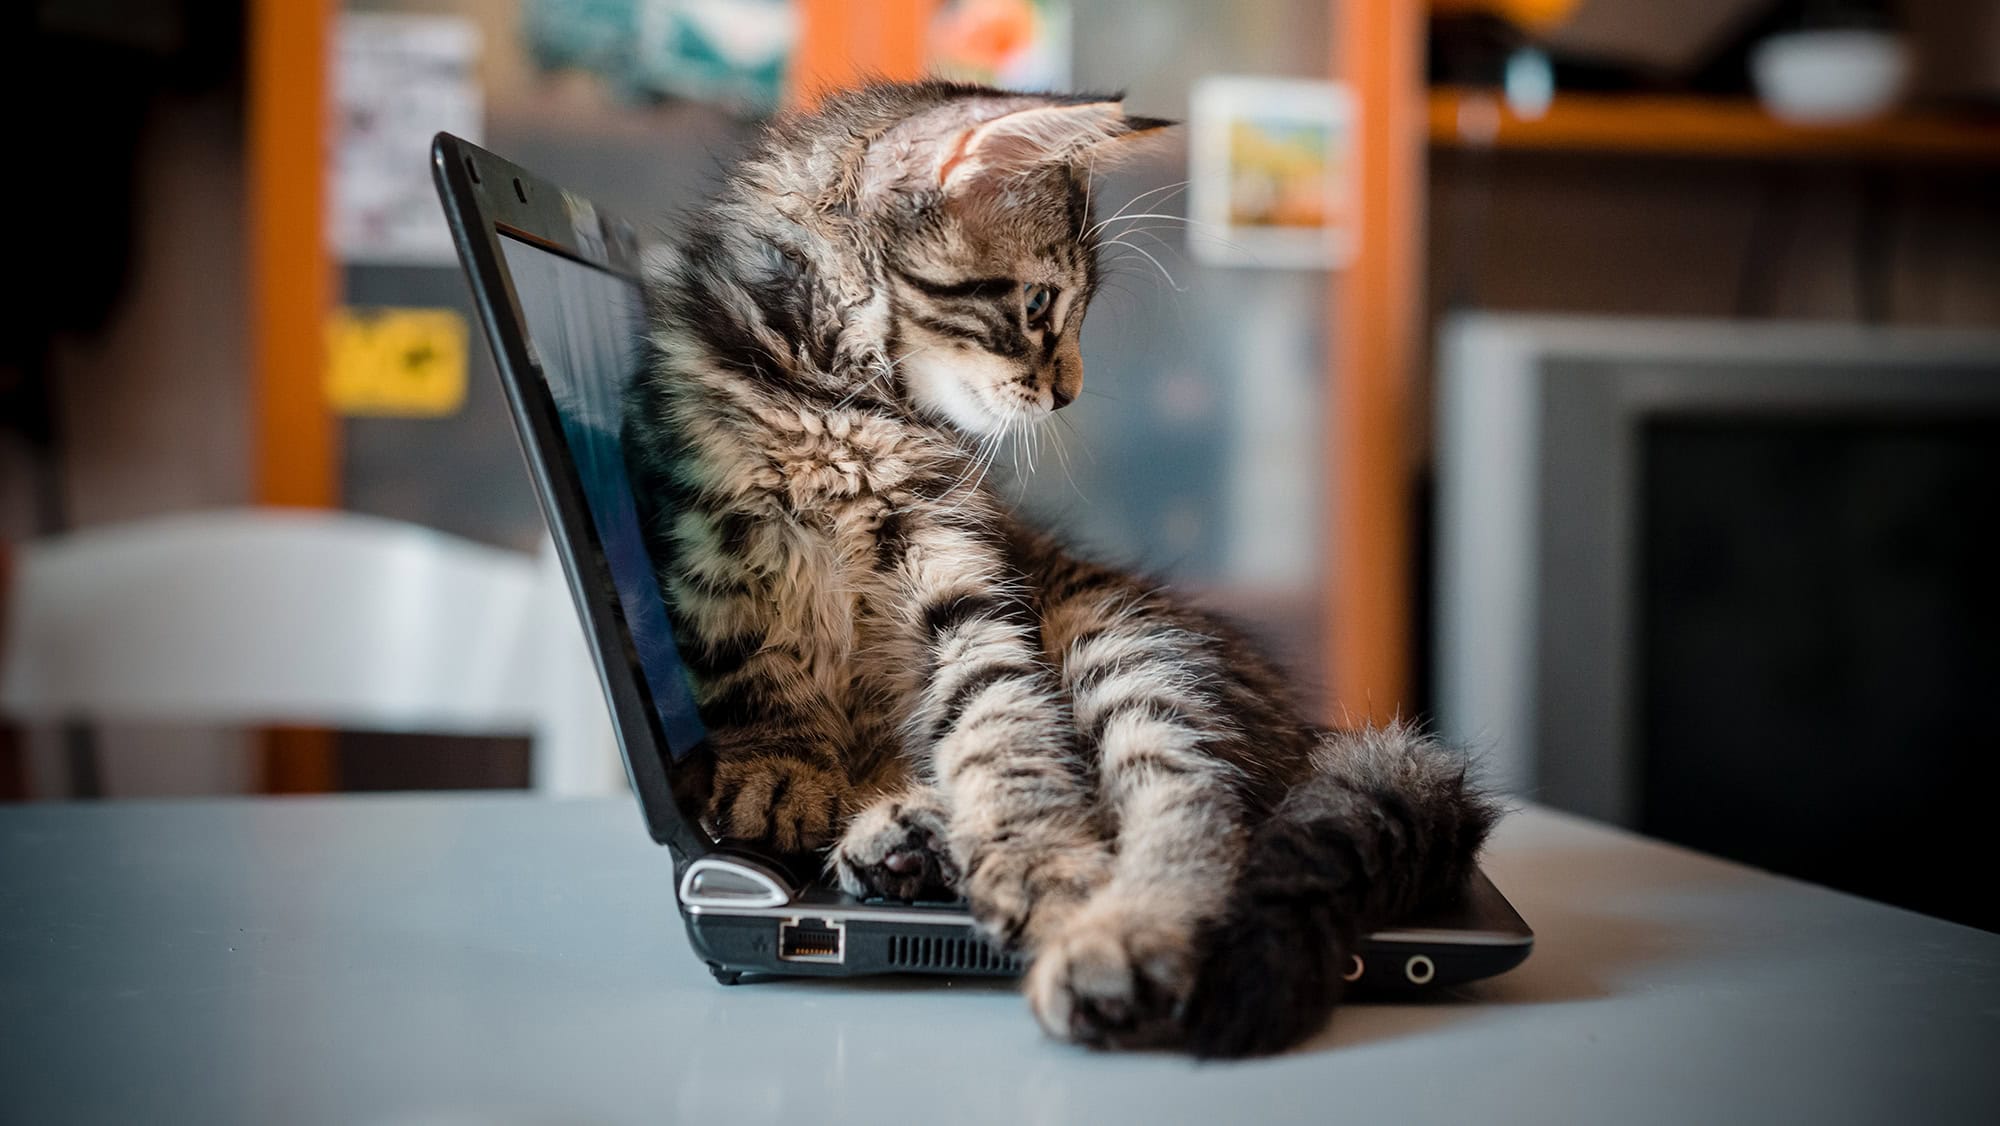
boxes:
[705,756,845,852]
[831,790,959,901]
[963,838,1111,952]
[1024,896,1199,1050]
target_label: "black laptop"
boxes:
[430,132,1532,991]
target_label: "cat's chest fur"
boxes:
[703,403,941,711]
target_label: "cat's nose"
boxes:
[1051,339,1083,409]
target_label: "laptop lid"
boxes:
[431,133,712,860]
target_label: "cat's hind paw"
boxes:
[963,839,1111,952]
[831,790,960,902]
[1025,895,1198,1050]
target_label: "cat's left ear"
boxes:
[938,100,1176,192]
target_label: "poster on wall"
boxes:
[524,0,797,115]
[928,0,1072,91]
[1187,77,1355,270]
[332,14,483,266]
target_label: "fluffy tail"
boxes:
[1180,721,1500,1058]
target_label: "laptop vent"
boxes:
[887,934,1020,973]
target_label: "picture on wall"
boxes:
[928,0,1072,91]
[1188,76,1356,269]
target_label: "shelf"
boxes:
[1428,87,2000,162]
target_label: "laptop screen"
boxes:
[497,233,707,762]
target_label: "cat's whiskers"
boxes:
[1100,210,1259,261]
[1097,211,1260,266]
[833,343,936,411]
[831,374,890,412]
[1102,236,1184,291]
[959,426,1006,511]
[1084,181,1189,242]
[933,418,1011,518]
[1098,239,1188,295]
[1038,415,1088,503]
[1092,272,1152,313]
[1052,410,1098,464]
[938,430,997,508]
[1088,209,1197,242]
[1116,223,1193,254]
[1077,156,1097,242]
[1114,226,1193,276]
[1097,251,1150,280]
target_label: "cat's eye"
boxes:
[1023,283,1056,327]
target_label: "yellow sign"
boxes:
[326,307,468,417]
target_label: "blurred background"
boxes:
[3,1,1996,930]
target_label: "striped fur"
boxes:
[626,80,1495,1056]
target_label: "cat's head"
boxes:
[693,82,1172,438]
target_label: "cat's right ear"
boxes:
[1071,112,1178,172]
[938,101,1182,194]
[860,97,1176,205]
[936,101,1126,191]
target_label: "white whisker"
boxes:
[1089,210,1198,239]
[962,428,1003,506]
[832,343,934,410]
[1046,418,1088,503]
[1119,225,1192,266]
[1078,156,1097,241]
[1053,411,1098,464]
[1103,236,1184,291]
[1085,181,1189,241]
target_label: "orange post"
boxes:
[249,0,337,511]
[792,0,937,107]
[249,0,338,791]
[1327,0,1424,725]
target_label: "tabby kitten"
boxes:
[625,80,1496,1057]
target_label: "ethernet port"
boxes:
[777,917,845,964]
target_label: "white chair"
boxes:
[0,508,622,797]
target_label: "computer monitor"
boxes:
[1435,314,2000,929]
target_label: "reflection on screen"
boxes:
[499,235,706,760]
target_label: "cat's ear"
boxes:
[861,97,1176,204]
[939,101,1176,192]
[1081,113,1179,165]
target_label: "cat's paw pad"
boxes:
[964,841,1111,952]
[832,797,959,901]
[1025,901,1196,1050]
[705,756,844,853]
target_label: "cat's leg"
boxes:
[669,570,851,851]
[892,513,1112,950]
[1024,577,1271,1048]
[646,472,853,852]
[829,781,961,901]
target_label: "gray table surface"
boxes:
[2,795,1995,1126]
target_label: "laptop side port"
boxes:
[777,917,846,964]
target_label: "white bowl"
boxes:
[1751,30,1911,125]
